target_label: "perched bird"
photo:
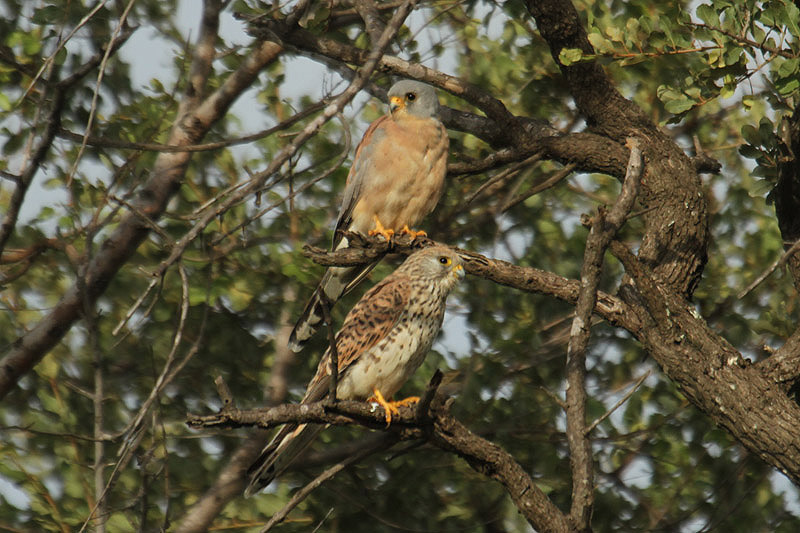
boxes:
[288,80,449,352]
[245,246,464,496]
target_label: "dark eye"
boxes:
[406,92,416,101]
[439,256,451,266]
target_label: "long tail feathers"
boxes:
[288,268,348,352]
[288,261,378,352]
[244,423,325,497]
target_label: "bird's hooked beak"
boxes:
[389,95,405,113]
[453,264,465,280]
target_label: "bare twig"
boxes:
[564,138,642,529]
[215,375,234,407]
[737,238,800,299]
[66,0,136,187]
[56,100,326,153]
[90,288,106,533]
[210,111,353,245]
[585,370,651,435]
[258,437,395,532]
[501,162,576,212]
[465,153,542,204]
[19,0,110,103]
[415,369,443,421]
[0,5,282,398]
[120,262,192,444]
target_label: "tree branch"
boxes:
[301,233,639,333]
[174,283,300,533]
[353,0,387,46]
[187,376,572,533]
[0,9,283,399]
[609,241,800,485]
[564,139,642,529]
[0,27,135,257]
[526,0,709,298]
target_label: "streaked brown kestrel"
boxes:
[245,245,464,496]
[288,80,449,352]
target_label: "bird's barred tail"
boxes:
[244,423,325,497]
[288,261,378,352]
[288,268,349,352]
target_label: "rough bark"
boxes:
[188,384,572,533]
[774,109,800,289]
[526,0,709,297]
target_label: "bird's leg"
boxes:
[369,388,419,426]
[369,388,398,426]
[367,215,395,240]
[398,225,427,239]
[392,395,421,407]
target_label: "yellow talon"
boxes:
[369,388,419,426]
[398,225,427,239]
[367,215,395,240]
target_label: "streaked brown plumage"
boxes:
[288,80,449,352]
[245,246,464,496]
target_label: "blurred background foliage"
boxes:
[1,0,800,531]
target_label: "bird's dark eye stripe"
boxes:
[406,92,416,101]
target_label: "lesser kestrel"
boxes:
[288,80,449,352]
[245,246,464,496]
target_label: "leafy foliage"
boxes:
[1,0,799,531]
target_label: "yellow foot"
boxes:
[398,225,427,239]
[367,215,394,241]
[369,388,419,426]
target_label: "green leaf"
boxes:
[749,177,775,198]
[777,58,799,78]
[695,4,718,25]
[558,47,585,66]
[606,26,624,43]
[31,5,62,25]
[784,2,800,37]
[741,124,761,146]
[587,32,614,54]
[664,96,694,114]
[776,77,800,96]
[738,144,762,158]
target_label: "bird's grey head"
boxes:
[387,80,440,118]
[400,246,465,287]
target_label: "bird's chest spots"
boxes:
[342,297,445,398]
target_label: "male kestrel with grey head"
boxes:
[245,245,464,496]
[288,80,449,352]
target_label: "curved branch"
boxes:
[526,0,709,299]
[609,241,800,486]
[187,381,571,533]
[301,233,639,333]
[0,28,136,257]
[564,139,642,528]
[524,0,645,133]
[0,22,284,400]
[243,10,639,178]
